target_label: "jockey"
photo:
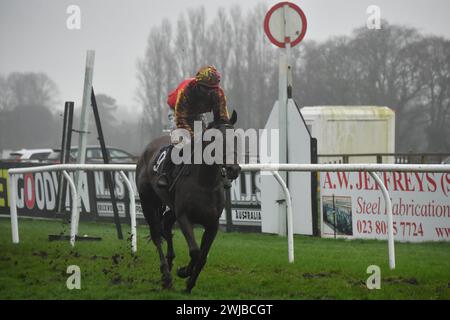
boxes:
[166,65,229,135]
[157,65,233,188]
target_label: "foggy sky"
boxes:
[1,0,450,118]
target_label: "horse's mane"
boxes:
[206,118,233,129]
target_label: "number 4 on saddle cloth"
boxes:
[152,144,233,190]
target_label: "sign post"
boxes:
[264,2,307,236]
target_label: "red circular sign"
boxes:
[264,2,307,48]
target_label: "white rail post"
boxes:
[63,170,79,247]
[120,171,137,253]
[76,50,95,219]
[369,172,396,269]
[8,172,19,243]
[272,171,294,263]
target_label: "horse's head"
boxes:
[205,110,241,180]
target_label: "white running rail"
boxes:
[8,163,450,267]
[8,164,136,252]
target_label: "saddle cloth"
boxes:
[152,145,187,189]
[152,145,172,174]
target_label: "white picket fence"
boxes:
[8,163,450,269]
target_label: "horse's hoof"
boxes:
[177,266,190,279]
[162,276,173,289]
[183,288,192,294]
[185,279,196,293]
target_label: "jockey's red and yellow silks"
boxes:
[167,78,194,109]
[174,79,230,136]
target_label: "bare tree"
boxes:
[0,72,60,151]
[175,14,191,78]
[187,7,207,74]
[349,22,423,109]
[296,22,441,151]
[6,72,59,109]
[135,3,450,153]
[0,74,14,111]
[204,7,233,80]
[86,93,119,145]
[418,37,450,151]
[227,5,246,126]
[137,20,174,136]
[1,104,60,150]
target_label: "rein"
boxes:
[167,122,234,192]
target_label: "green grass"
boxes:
[0,217,449,300]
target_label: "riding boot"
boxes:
[221,167,232,189]
[157,174,169,188]
[156,145,174,188]
[223,177,232,189]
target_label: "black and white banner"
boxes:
[0,162,261,228]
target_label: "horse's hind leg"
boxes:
[176,214,200,279]
[186,222,219,293]
[151,208,173,289]
[140,188,172,289]
[162,209,176,271]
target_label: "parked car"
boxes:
[45,150,63,164]
[69,146,137,164]
[6,148,58,163]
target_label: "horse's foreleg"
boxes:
[176,214,200,279]
[186,222,219,293]
[162,209,177,271]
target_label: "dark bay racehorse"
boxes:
[135,111,240,292]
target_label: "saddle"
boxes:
[152,144,187,190]
[152,143,234,191]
